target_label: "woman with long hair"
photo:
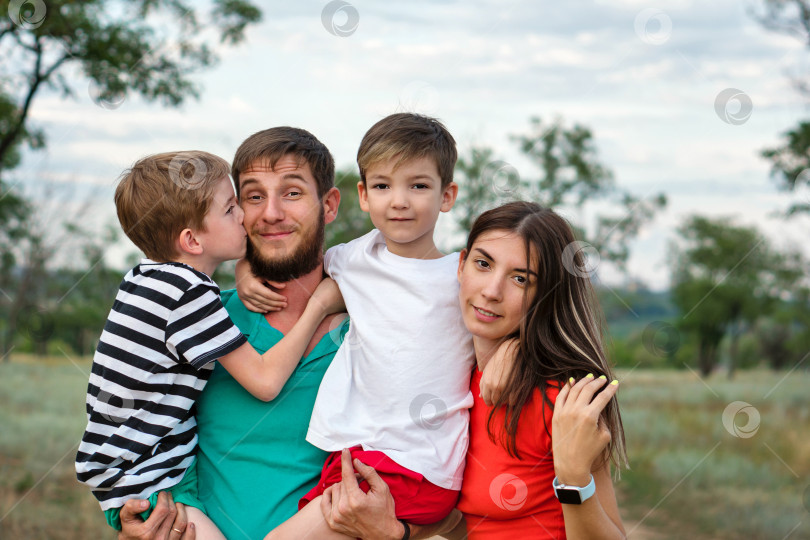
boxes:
[449,201,628,539]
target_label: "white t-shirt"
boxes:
[307,230,475,490]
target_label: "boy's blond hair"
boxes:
[357,113,457,188]
[114,151,231,262]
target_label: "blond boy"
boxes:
[75,151,342,537]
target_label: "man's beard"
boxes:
[246,209,325,282]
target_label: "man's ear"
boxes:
[440,181,459,213]
[457,248,468,283]
[357,181,369,213]
[177,228,203,256]
[323,187,341,225]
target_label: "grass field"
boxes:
[1,355,808,539]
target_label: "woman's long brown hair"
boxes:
[464,201,628,472]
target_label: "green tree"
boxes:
[326,167,373,249]
[0,0,261,358]
[452,146,503,235]
[0,0,261,176]
[761,121,810,215]
[452,117,666,272]
[48,224,123,357]
[755,2,810,215]
[670,216,802,377]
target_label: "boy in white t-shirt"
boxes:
[239,113,491,539]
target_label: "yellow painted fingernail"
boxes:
[598,375,606,380]
[569,377,575,384]
[586,373,594,379]
[610,379,619,385]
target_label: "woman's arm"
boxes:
[479,338,518,406]
[552,376,626,540]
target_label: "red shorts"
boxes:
[299,446,459,525]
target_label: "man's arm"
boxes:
[319,449,462,540]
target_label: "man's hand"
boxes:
[235,258,288,313]
[320,448,404,540]
[117,492,196,540]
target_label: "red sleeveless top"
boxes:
[457,368,566,539]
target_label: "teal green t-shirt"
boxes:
[196,289,348,540]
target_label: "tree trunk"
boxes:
[699,340,712,377]
[727,321,741,380]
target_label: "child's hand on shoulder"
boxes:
[308,277,345,316]
[480,338,518,406]
[235,258,288,313]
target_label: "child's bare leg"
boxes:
[264,495,352,540]
[186,506,227,540]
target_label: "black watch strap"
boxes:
[398,518,411,540]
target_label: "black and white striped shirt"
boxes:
[75,260,247,511]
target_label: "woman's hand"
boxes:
[479,338,518,406]
[307,277,345,317]
[551,375,618,486]
[234,258,288,313]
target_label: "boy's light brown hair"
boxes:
[357,113,457,187]
[114,151,231,262]
[232,127,335,198]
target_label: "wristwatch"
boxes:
[398,518,411,540]
[552,475,596,504]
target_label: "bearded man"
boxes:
[116,127,457,540]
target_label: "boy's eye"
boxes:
[371,184,389,190]
[474,258,490,269]
[412,183,429,190]
[226,205,234,214]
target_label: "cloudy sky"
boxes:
[12,0,809,289]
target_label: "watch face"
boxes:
[556,488,583,505]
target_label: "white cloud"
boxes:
[14,0,805,288]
